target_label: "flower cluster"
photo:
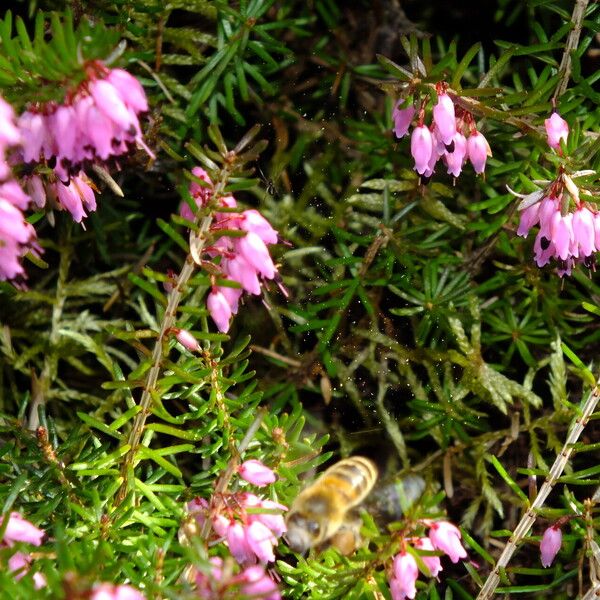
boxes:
[180,167,282,333]
[0,512,46,589]
[516,111,598,276]
[540,524,562,568]
[194,557,280,600]
[184,459,285,571]
[388,521,467,600]
[90,583,146,600]
[0,63,150,281]
[0,99,39,282]
[393,82,491,181]
[187,491,287,565]
[18,63,150,179]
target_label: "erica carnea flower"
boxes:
[432,93,456,145]
[428,521,467,563]
[90,583,146,600]
[540,525,562,567]
[410,125,433,175]
[414,537,442,577]
[392,101,415,139]
[389,552,419,600]
[239,459,277,487]
[544,111,569,151]
[180,167,282,333]
[466,130,492,174]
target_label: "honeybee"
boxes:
[285,457,426,555]
[285,456,378,554]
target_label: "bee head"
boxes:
[284,512,321,553]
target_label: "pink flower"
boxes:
[0,197,36,281]
[90,78,134,131]
[240,493,287,537]
[414,537,442,577]
[219,285,243,315]
[410,125,433,175]
[194,557,223,599]
[390,552,419,600]
[245,520,277,563]
[106,68,149,114]
[467,131,491,174]
[0,96,21,150]
[428,521,467,563]
[240,565,281,600]
[239,459,277,487]
[444,132,467,178]
[207,289,233,333]
[227,521,255,564]
[432,93,456,145]
[222,255,262,295]
[237,232,276,279]
[392,101,415,139]
[572,206,596,257]
[90,583,146,600]
[544,112,569,150]
[8,551,46,588]
[241,209,278,244]
[174,328,200,352]
[1,512,45,546]
[540,525,562,567]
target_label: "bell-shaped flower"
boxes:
[106,68,149,113]
[227,521,255,564]
[467,131,491,174]
[223,256,262,295]
[444,132,467,178]
[572,206,596,257]
[1,513,45,546]
[90,583,146,600]
[207,289,233,333]
[245,520,277,563]
[237,232,276,279]
[540,525,562,567]
[414,537,442,577]
[410,125,433,175]
[240,565,281,600]
[432,93,456,145]
[390,552,419,600]
[241,209,278,244]
[90,79,134,131]
[428,521,467,563]
[174,328,200,352]
[392,101,415,139]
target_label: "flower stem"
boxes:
[476,379,600,599]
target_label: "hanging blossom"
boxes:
[540,524,562,568]
[515,112,599,277]
[392,81,491,183]
[0,98,39,282]
[388,520,467,600]
[0,512,46,589]
[15,61,151,223]
[180,167,284,333]
[194,557,280,600]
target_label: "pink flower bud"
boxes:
[414,537,442,577]
[391,552,419,600]
[432,93,456,145]
[410,125,433,175]
[245,520,276,563]
[239,459,277,487]
[467,131,492,174]
[540,525,562,567]
[207,289,233,333]
[174,328,200,352]
[392,101,415,139]
[428,521,467,563]
[544,112,569,150]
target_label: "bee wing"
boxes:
[366,474,426,522]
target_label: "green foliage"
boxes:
[0,0,600,599]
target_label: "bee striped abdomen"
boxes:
[320,457,378,506]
